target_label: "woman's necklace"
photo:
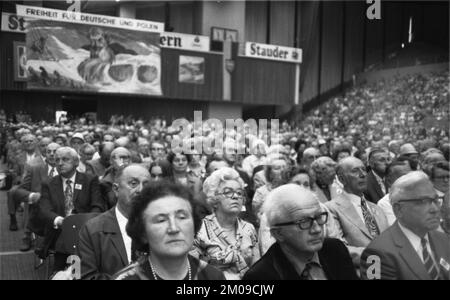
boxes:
[148,257,191,280]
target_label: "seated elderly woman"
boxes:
[114,182,225,280]
[252,154,291,222]
[310,156,343,203]
[192,167,260,280]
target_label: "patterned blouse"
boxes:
[191,214,260,280]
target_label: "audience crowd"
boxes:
[0,70,449,280]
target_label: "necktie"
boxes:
[64,179,74,216]
[300,263,313,280]
[49,166,55,178]
[131,240,138,263]
[421,238,441,280]
[361,198,380,237]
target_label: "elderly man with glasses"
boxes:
[243,184,358,280]
[99,147,131,209]
[361,171,450,280]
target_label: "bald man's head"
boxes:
[336,157,367,196]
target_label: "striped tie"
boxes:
[64,179,74,216]
[361,198,380,238]
[49,167,55,178]
[421,238,441,280]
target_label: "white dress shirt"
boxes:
[397,222,439,266]
[115,206,132,263]
[346,191,365,223]
[77,161,86,173]
[377,194,396,226]
[26,153,36,163]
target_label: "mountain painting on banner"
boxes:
[25,19,162,95]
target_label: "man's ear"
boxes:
[112,183,119,195]
[392,202,402,219]
[270,227,284,242]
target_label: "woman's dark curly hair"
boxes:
[167,151,191,164]
[149,159,174,181]
[126,181,203,252]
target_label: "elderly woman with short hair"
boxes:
[114,182,225,280]
[192,167,260,280]
[252,154,291,222]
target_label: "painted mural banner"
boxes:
[16,5,163,95]
[179,55,205,84]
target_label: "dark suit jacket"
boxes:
[364,170,386,204]
[85,159,107,179]
[78,208,129,280]
[39,172,105,253]
[361,222,450,280]
[99,168,117,210]
[243,238,359,280]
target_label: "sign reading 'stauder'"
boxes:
[244,42,302,64]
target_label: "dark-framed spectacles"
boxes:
[396,197,442,207]
[217,187,245,199]
[274,212,328,230]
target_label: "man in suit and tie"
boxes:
[325,157,389,268]
[364,148,391,204]
[78,164,150,280]
[243,184,358,280]
[361,171,450,280]
[14,142,60,251]
[39,147,104,272]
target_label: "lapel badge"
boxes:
[75,184,82,190]
[440,258,450,271]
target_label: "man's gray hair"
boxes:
[390,171,433,204]
[263,184,319,227]
[56,146,80,164]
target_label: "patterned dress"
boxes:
[192,214,260,280]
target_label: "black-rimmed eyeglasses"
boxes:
[396,197,442,207]
[217,188,245,199]
[274,212,328,230]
